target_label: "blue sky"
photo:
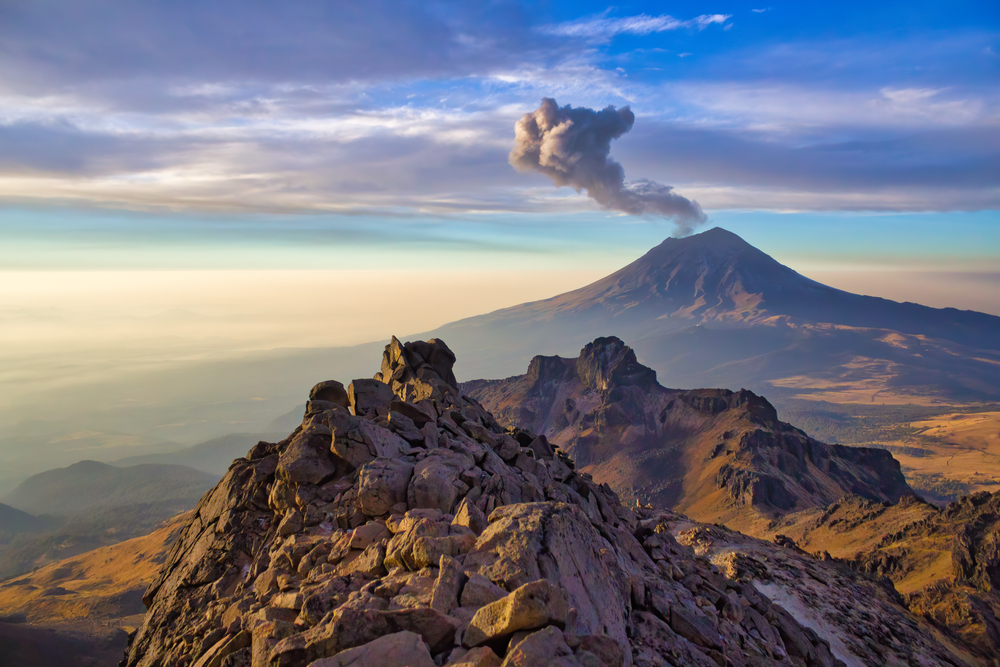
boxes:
[0,0,997,273]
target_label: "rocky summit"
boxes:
[121,337,973,667]
[463,336,915,534]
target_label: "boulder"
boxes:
[445,647,502,666]
[358,459,414,516]
[310,380,350,410]
[348,379,395,419]
[463,579,570,647]
[277,427,336,485]
[499,626,577,667]
[408,449,474,514]
[464,503,630,655]
[460,573,507,608]
[332,419,409,471]
[306,631,434,667]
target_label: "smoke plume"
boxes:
[509,97,706,234]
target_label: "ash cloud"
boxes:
[509,98,706,234]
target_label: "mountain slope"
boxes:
[0,504,54,535]
[464,336,916,532]
[434,227,1000,400]
[3,461,216,517]
[113,431,289,476]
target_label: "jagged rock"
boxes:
[357,459,414,517]
[452,498,488,536]
[407,449,474,514]
[464,337,917,532]
[331,418,409,470]
[464,502,630,654]
[460,573,508,608]
[499,626,576,666]
[348,379,395,419]
[463,579,570,647]
[446,646,502,666]
[277,427,336,485]
[306,631,434,667]
[121,338,970,667]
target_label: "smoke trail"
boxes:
[509,97,706,234]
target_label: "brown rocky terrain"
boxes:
[117,337,980,667]
[463,336,915,534]
[764,491,1000,661]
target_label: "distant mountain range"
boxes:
[3,460,215,517]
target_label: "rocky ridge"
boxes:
[463,336,915,532]
[767,491,1000,661]
[116,336,947,667]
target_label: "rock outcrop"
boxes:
[463,336,916,532]
[119,337,947,667]
[768,491,1000,662]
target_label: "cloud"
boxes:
[752,8,769,13]
[509,98,706,234]
[545,13,731,40]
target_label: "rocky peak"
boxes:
[374,336,458,403]
[576,336,657,392]
[525,354,577,391]
[121,338,896,667]
[465,336,917,529]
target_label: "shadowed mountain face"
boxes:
[464,336,916,532]
[3,460,215,517]
[437,228,1000,400]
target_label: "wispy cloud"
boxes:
[545,13,731,40]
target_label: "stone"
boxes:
[251,620,295,667]
[306,631,435,667]
[277,510,303,537]
[383,607,462,654]
[350,521,390,550]
[446,646,502,666]
[577,635,624,667]
[463,579,570,647]
[464,503,629,655]
[669,605,722,651]
[332,419,409,471]
[348,379,395,418]
[499,626,575,667]
[389,399,436,427]
[452,498,488,535]
[410,534,475,569]
[459,573,507,608]
[430,554,465,614]
[310,380,350,410]
[277,427,336,485]
[408,450,474,514]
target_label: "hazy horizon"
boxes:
[1,1,997,489]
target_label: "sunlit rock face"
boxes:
[464,335,916,530]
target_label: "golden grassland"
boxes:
[0,512,189,629]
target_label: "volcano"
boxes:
[435,228,1000,402]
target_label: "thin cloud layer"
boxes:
[510,98,706,234]
[545,13,731,40]
[0,1,995,218]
